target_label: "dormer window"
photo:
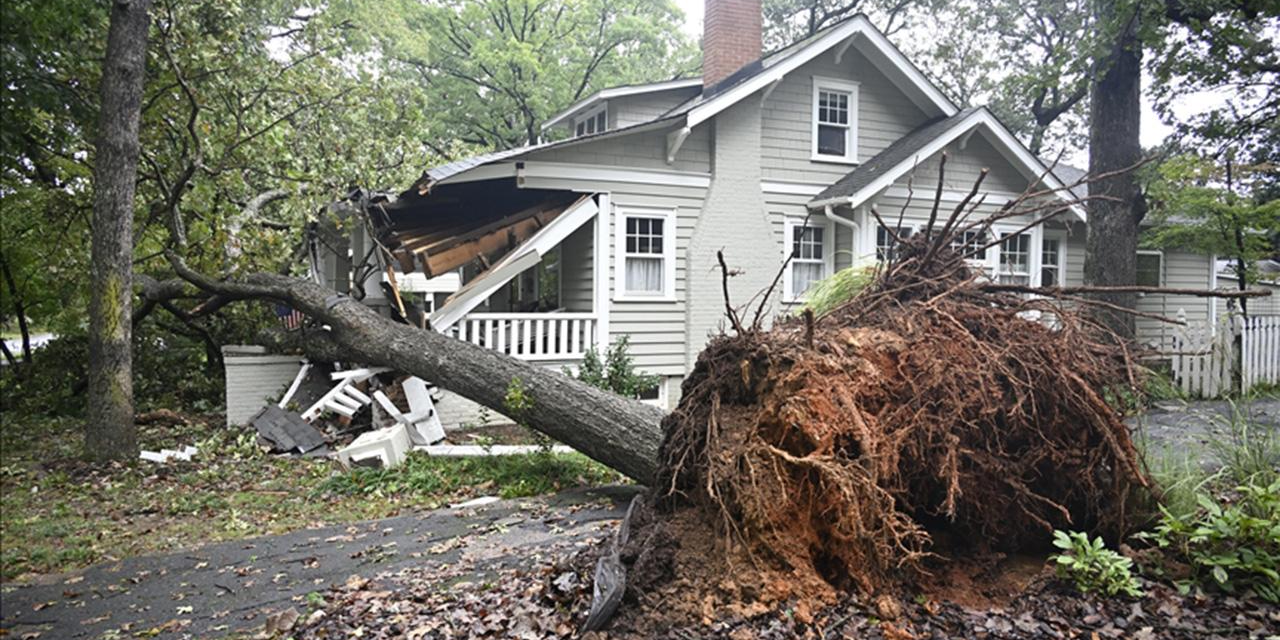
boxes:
[811,77,858,163]
[574,104,607,138]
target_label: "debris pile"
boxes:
[613,225,1152,627]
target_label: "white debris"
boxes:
[139,445,198,463]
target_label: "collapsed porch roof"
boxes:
[429,194,599,332]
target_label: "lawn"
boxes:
[0,412,626,582]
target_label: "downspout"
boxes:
[823,204,859,266]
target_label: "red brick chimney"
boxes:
[703,0,762,89]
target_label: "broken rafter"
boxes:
[395,200,570,277]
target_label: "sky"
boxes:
[669,0,1206,160]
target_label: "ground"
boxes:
[0,413,625,582]
[1,400,1276,639]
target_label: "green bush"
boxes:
[800,265,876,318]
[1138,478,1280,602]
[567,336,659,399]
[1051,530,1144,597]
[316,450,623,499]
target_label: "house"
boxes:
[327,1,1229,421]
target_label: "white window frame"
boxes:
[614,206,676,302]
[637,376,668,408]
[573,103,608,138]
[872,222,918,262]
[1040,230,1067,287]
[1137,250,1164,288]
[811,76,859,164]
[782,216,835,302]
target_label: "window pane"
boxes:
[817,124,846,156]
[596,111,606,130]
[626,217,636,234]
[575,122,585,137]
[626,257,663,293]
[1136,254,1161,286]
[876,226,913,261]
[1041,266,1060,287]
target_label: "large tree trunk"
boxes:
[171,259,666,483]
[87,0,151,462]
[1083,3,1144,340]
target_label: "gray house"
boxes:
[337,2,1222,418]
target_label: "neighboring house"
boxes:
[324,2,1230,420]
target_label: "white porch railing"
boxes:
[1168,310,1280,397]
[447,312,597,361]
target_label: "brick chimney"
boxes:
[703,0,762,89]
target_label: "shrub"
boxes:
[800,265,876,318]
[568,336,659,399]
[1051,530,1144,597]
[1138,477,1280,602]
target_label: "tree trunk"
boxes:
[171,259,666,483]
[0,253,33,370]
[87,0,151,462]
[1083,3,1144,340]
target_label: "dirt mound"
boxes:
[615,233,1152,627]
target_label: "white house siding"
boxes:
[530,126,711,174]
[764,188,855,316]
[686,100,778,370]
[611,89,700,128]
[760,46,929,184]
[517,177,708,380]
[222,348,304,426]
[1133,251,1214,348]
[1215,278,1280,318]
[891,133,1033,195]
[559,222,595,312]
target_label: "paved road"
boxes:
[1128,398,1279,469]
[0,485,640,640]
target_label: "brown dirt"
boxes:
[609,232,1152,630]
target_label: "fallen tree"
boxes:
[166,254,667,483]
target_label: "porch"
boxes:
[446,312,599,361]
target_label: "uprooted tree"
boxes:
[159,163,1267,628]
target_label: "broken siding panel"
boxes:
[559,223,595,312]
[761,47,929,183]
[526,126,711,173]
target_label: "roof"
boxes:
[808,107,1088,223]
[540,78,702,131]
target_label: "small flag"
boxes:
[276,304,305,331]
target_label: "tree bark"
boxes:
[1083,3,1144,340]
[170,257,667,483]
[0,253,33,370]
[87,0,151,462]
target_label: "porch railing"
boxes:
[447,312,597,361]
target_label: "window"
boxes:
[996,232,1032,285]
[784,219,830,301]
[1040,235,1064,287]
[574,104,607,138]
[812,77,858,162]
[616,208,675,299]
[875,225,915,261]
[1137,251,1162,287]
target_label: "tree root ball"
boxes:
[616,237,1152,626]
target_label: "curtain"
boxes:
[792,262,823,296]
[626,257,663,293]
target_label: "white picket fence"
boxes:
[1167,311,1280,397]
[1241,315,1280,392]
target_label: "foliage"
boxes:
[503,376,553,452]
[903,0,1096,156]
[1144,154,1279,287]
[800,265,876,317]
[762,0,937,48]
[1051,530,1144,597]
[358,0,698,151]
[567,336,659,399]
[317,450,623,501]
[1138,478,1280,603]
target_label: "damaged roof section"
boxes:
[377,179,580,279]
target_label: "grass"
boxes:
[0,413,626,582]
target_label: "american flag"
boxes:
[276,304,305,331]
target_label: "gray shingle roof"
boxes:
[811,108,979,203]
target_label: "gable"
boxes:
[761,42,931,184]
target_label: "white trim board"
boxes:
[521,162,711,188]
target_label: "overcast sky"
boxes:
[669,0,1193,158]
